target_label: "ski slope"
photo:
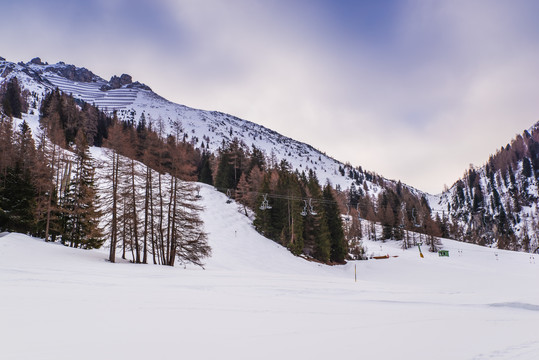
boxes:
[1,184,539,359]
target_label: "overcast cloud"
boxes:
[2,0,539,193]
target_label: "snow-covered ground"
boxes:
[1,184,539,360]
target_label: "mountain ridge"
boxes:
[1,56,417,198]
[434,122,539,250]
[3,56,539,251]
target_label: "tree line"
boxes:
[0,77,27,119]
[202,139,447,262]
[203,139,348,263]
[0,82,210,266]
[3,77,488,265]
[447,127,539,251]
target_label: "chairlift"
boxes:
[259,194,271,210]
[264,194,272,210]
[308,198,317,216]
[301,200,308,217]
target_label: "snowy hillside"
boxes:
[431,124,539,250]
[42,73,138,110]
[6,55,539,253]
[2,184,539,359]
[0,57,412,197]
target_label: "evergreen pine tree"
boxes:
[286,175,305,256]
[522,157,532,178]
[322,183,347,263]
[248,144,266,173]
[305,171,330,262]
[62,131,103,248]
[214,150,235,190]
[0,120,37,232]
[1,77,23,118]
[198,151,213,185]
[0,166,36,232]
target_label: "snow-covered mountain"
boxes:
[431,123,539,250]
[4,56,539,251]
[5,55,539,359]
[0,56,418,199]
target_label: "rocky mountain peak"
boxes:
[111,73,132,88]
[100,73,151,91]
[42,63,97,83]
[29,57,46,65]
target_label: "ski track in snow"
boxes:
[472,340,539,359]
[2,183,539,360]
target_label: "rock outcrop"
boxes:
[100,73,151,91]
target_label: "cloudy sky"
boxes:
[2,0,539,194]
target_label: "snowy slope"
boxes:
[0,57,414,198]
[42,73,138,110]
[198,183,335,274]
[2,184,539,360]
[429,125,539,250]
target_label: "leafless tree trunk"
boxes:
[130,158,140,263]
[109,152,120,262]
[143,166,151,264]
[158,172,166,264]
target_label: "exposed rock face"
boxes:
[101,73,132,90]
[30,57,45,65]
[126,81,152,91]
[100,73,151,91]
[111,74,132,88]
[0,62,14,77]
[119,73,132,85]
[46,64,97,82]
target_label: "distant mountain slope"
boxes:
[10,56,539,252]
[0,56,422,200]
[432,123,539,250]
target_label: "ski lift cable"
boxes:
[216,186,478,218]
[214,187,338,205]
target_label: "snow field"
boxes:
[2,184,539,359]
[43,74,139,110]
